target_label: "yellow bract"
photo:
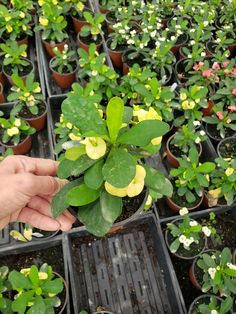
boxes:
[34,86,41,93]
[180,92,187,100]
[6,25,13,33]
[14,119,21,127]
[225,168,234,176]
[38,272,48,280]
[7,127,19,137]
[69,133,81,141]
[133,106,162,122]
[20,268,30,276]
[77,1,84,10]
[39,16,49,26]
[81,137,106,160]
[151,136,162,146]
[182,100,195,110]
[105,182,128,197]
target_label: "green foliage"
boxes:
[51,44,76,74]
[80,12,105,41]
[197,296,233,314]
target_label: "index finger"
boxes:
[0,156,58,176]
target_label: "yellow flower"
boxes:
[92,70,98,76]
[182,100,195,110]
[52,0,58,4]
[151,136,162,145]
[225,168,234,176]
[6,25,13,33]
[126,165,146,197]
[38,0,44,5]
[133,107,162,122]
[144,194,152,210]
[24,92,30,97]
[69,133,81,141]
[7,127,19,137]
[208,188,221,199]
[76,1,85,10]
[80,137,106,160]
[105,181,128,197]
[21,51,27,57]
[98,109,103,118]
[22,25,27,31]
[19,11,25,18]
[66,122,73,129]
[27,95,36,105]
[34,86,41,93]
[20,268,30,276]
[39,16,49,26]
[59,114,64,123]
[38,272,48,280]
[180,92,187,100]
[5,16,11,22]
[14,119,21,127]
[48,293,56,297]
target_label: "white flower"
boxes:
[190,40,195,45]
[202,226,211,237]
[201,52,206,57]
[190,29,195,33]
[127,39,134,45]
[150,31,156,38]
[200,130,205,136]
[195,137,201,144]
[193,121,201,126]
[140,43,144,49]
[118,29,125,34]
[171,36,176,41]
[227,263,236,270]
[188,54,192,58]
[211,310,218,314]
[208,267,216,279]
[215,38,221,43]
[203,21,209,27]
[179,235,187,243]
[189,221,198,227]
[179,207,189,216]
[155,41,160,48]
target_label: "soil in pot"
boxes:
[122,50,147,75]
[78,34,102,52]
[217,137,236,159]
[0,131,32,155]
[170,183,202,209]
[175,58,192,84]
[50,59,78,89]
[206,123,235,142]
[106,39,127,69]
[18,101,47,131]
[3,59,34,85]
[71,8,92,33]
[188,295,225,314]
[0,245,67,313]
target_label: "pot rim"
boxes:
[49,57,78,77]
[0,133,31,149]
[16,100,48,122]
[2,58,35,81]
[106,37,127,54]
[217,135,236,158]
[166,192,204,211]
[53,271,69,314]
[77,33,103,48]
[188,294,223,314]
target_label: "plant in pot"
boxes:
[49,44,78,89]
[206,157,236,207]
[0,112,35,155]
[190,247,236,297]
[174,85,208,127]
[206,30,234,58]
[217,136,236,159]
[51,95,173,236]
[166,121,207,168]
[77,11,105,52]
[8,263,67,313]
[158,0,175,25]
[166,207,212,260]
[188,295,233,314]
[0,5,33,46]
[34,2,68,57]
[167,147,215,212]
[7,73,47,132]
[70,0,91,34]
[0,42,34,85]
[0,266,12,313]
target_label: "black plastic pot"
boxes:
[65,214,186,313]
[217,136,236,159]
[188,294,224,314]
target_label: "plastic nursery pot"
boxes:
[165,218,207,260]
[166,134,202,168]
[188,295,224,314]
[19,223,59,241]
[17,101,48,132]
[189,250,216,290]
[2,58,34,86]
[171,33,189,60]
[205,123,225,144]
[174,57,191,85]
[53,271,69,314]
[17,35,29,48]
[49,58,78,89]
[161,12,174,27]
[122,49,148,75]
[71,8,92,34]
[166,193,204,213]
[106,38,126,69]
[0,82,5,104]
[43,38,68,58]
[206,39,236,59]
[93,312,114,314]
[77,34,102,53]
[217,136,236,159]
[105,12,116,34]
[0,135,32,155]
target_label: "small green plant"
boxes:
[51,45,76,74]
[0,114,35,146]
[7,73,44,116]
[0,42,30,76]
[196,296,233,314]
[0,266,12,313]
[170,147,215,204]
[9,263,64,313]
[197,248,236,297]
[108,20,131,50]
[80,12,105,42]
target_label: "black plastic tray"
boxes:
[64,214,186,314]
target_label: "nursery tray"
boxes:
[0,103,54,159]
[65,214,186,314]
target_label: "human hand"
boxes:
[0,155,76,231]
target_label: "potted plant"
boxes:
[52,94,172,236]
[190,248,236,297]
[0,112,35,154]
[70,0,91,33]
[0,266,12,313]
[166,122,206,168]
[77,12,105,52]
[165,207,210,260]
[7,73,47,131]
[167,147,215,212]
[188,295,233,314]
[217,136,236,159]
[0,42,34,85]
[49,45,78,89]
[206,157,236,207]
[35,2,68,57]
[206,30,235,58]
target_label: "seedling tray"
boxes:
[65,214,186,314]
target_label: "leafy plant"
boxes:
[7,73,44,116]
[108,19,131,50]
[0,114,35,146]
[9,263,64,313]
[52,94,172,236]
[80,12,105,42]
[51,45,76,74]
[0,266,12,313]
[196,296,233,314]
[197,248,236,297]
[170,147,215,204]
[0,42,30,76]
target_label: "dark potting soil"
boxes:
[80,34,102,45]
[53,60,77,74]
[124,54,147,68]
[207,124,235,141]
[4,62,33,77]
[171,184,201,208]
[19,102,46,119]
[0,245,66,313]
[169,142,200,159]
[106,11,116,23]
[0,129,27,146]
[218,138,236,158]
[107,42,127,52]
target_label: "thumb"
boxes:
[17,173,68,197]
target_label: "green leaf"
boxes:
[65,146,85,161]
[52,179,81,218]
[221,247,231,265]
[102,148,136,188]
[78,201,113,237]
[221,297,233,314]
[29,266,39,287]
[106,96,124,143]
[196,173,209,187]
[170,238,180,253]
[58,155,97,179]
[100,190,122,223]
[29,296,46,314]
[224,277,236,294]
[41,278,63,294]
[197,162,215,173]
[84,160,104,190]
[66,183,101,206]
[11,291,34,314]
[9,271,32,290]
[117,120,169,146]
[202,253,216,268]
